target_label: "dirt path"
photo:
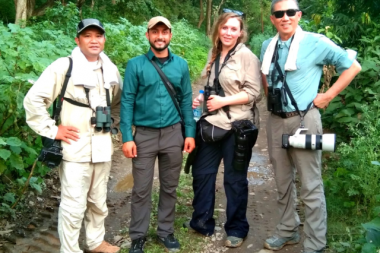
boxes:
[1,87,305,253]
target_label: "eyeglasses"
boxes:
[223,8,245,18]
[272,9,299,19]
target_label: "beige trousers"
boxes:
[267,108,327,252]
[58,161,111,253]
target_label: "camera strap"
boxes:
[272,37,312,127]
[205,44,238,119]
[52,57,73,121]
[62,67,111,112]
[145,54,184,122]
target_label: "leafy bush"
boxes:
[248,26,275,58]
[0,3,209,218]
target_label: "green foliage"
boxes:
[0,2,209,219]
[248,26,275,57]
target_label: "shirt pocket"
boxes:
[223,63,241,82]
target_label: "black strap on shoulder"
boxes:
[272,37,312,127]
[144,54,184,122]
[206,44,239,120]
[52,57,73,121]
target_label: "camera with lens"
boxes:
[38,137,63,169]
[232,120,258,171]
[267,86,283,114]
[282,128,336,152]
[203,85,217,115]
[91,106,118,134]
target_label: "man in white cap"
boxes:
[120,16,196,253]
[24,18,121,253]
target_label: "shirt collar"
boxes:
[146,48,174,61]
[278,37,292,49]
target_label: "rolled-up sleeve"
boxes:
[241,53,262,103]
[23,59,67,139]
[315,36,356,74]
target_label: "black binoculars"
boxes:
[91,106,118,134]
[267,86,283,114]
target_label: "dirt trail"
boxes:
[1,88,305,253]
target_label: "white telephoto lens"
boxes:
[322,134,336,152]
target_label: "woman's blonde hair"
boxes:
[206,13,247,73]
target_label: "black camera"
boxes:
[203,85,217,115]
[232,120,258,171]
[267,86,283,114]
[38,137,63,169]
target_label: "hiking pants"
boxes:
[129,123,184,240]
[190,133,255,238]
[267,108,327,252]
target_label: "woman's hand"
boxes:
[207,95,226,112]
[192,97,201,109]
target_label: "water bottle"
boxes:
[193,90,204,121]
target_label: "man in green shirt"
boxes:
[120,16,196,253]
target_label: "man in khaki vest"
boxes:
[24,19,121,253]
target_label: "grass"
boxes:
[119,167,210,253]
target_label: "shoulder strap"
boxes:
[144,54,184,121]
[53,57,73,121]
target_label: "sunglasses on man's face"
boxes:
[272,9,299,19]
[223,8,245,18]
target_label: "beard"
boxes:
[149,40,170,52]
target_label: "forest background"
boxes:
[0,0,379,252]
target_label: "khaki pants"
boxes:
[267,108,327,252]
[58,161,111,253]
[129,123,184,240]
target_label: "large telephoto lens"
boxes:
[288,134,336,152]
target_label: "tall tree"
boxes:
[14,0,56,25]
[206,0,212,35]
[197,0,204,28]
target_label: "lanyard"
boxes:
[271,37,312,128]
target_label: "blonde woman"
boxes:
[185,11,261,248]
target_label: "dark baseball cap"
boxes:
[77,19,105,35]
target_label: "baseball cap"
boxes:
[77,19,105,35]
[147,16,172,29]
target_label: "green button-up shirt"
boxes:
[120,49,196,142]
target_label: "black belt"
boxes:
[272,106,316,119]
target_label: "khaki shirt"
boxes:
[24,57,120,163]
[203,43,262,130]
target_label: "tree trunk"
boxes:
[32,0,55,17]
[91,0,95,10]
[15,0,28,26]
[197,0,204,28]
[77,0,86,19]
[213,0,225,24]
[206,0,212,35]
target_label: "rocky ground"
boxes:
[0,86,307,253]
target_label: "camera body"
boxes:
[232,120,259,171]
[203,85,217,115]
[282,128,336,152]
[267,86,283,114]
[38,138,63,169]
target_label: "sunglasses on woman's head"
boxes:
[223,8,245,17]
[272,9,299,19]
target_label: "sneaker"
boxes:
[157,234,180,252]
[183,221,197,233]
[183,220,212,236]
[85,241,120,253]
[129,238,146,253]
[264,232,300,250]
[225,236,244,248]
